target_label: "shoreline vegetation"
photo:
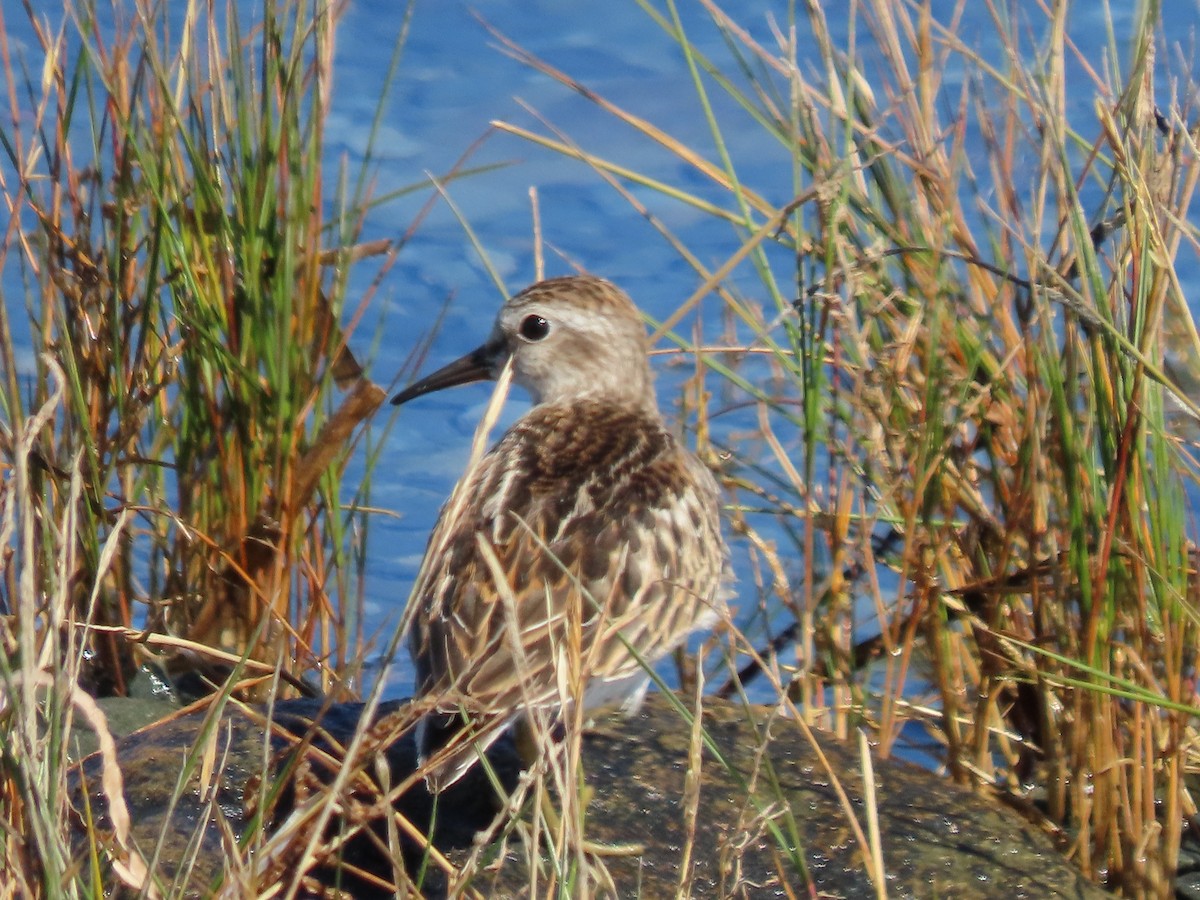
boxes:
[2,0,1198,896]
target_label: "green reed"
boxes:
[493,0,1200,894]
[0,0,412,892]
[3,0,1198,895]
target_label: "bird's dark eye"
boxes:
[519,314,551,341]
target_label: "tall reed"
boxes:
[494,1,1200,893]
[0,0,404,890]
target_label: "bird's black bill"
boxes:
[392,342,504,405]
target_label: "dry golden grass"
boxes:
[2,0,1199,896]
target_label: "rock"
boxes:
[67,695,179,762]
[73,697,522,897]
[71,693,1105,898]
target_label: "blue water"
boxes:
[4,2,1199,723]
[346,1,810,697]
[342,1,1200,704]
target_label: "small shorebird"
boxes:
[393,274,727,789]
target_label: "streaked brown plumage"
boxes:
[392,275,728,788]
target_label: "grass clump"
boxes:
[494,0,1200,894]
[0,0,400,891]
[3,0,1199,896]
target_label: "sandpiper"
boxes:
[392,274,728,788]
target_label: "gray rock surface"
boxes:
[71,692,1106,898]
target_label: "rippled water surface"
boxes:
[343,0,818,697]
[337,1,1192,700]
[6,1,1198,709]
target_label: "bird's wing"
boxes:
[407,403,724,717]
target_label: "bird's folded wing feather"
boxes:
[407,402,725,715]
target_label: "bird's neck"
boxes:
[533,388,660,420]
